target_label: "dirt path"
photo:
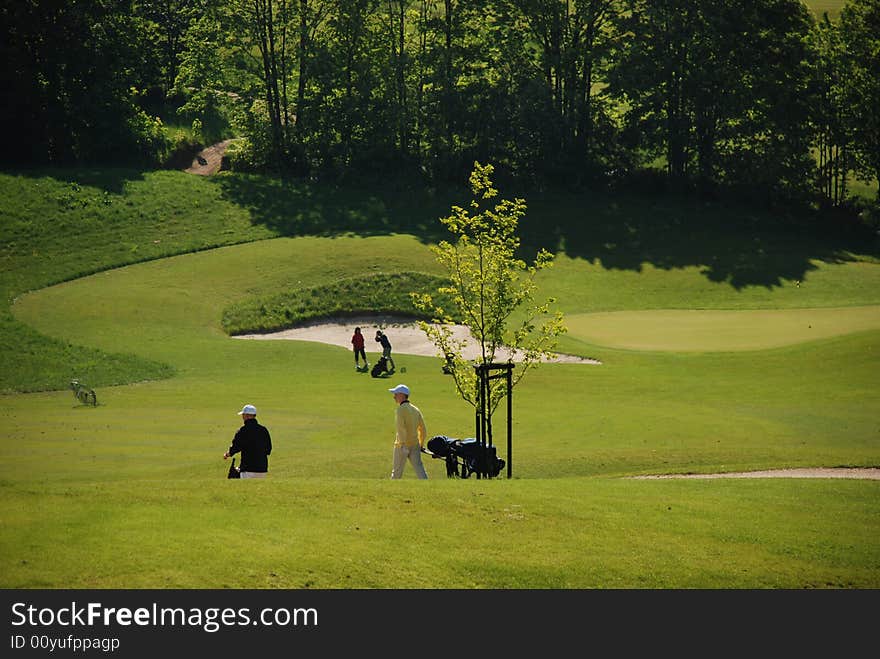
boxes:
[631,468,880,480]
[184,139,237,175]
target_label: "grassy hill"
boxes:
[1,167,878,588]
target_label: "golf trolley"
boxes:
[371,356,393,378]
[425,361,514,478]
[70,379,97,406]
[425,435,505,479]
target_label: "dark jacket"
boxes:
[228,418,272,473]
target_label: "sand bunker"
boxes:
[232,314,601,364]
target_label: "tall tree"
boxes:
[609,0,701,182]
[294,0,331,138]
[320,0,377,168]
[574,0,620,157]
[839,0,880,199]
[809,14,850,206]
[413,0,487,179]
[384,0,415,160]
[134,0,206,97]
[228,0,285,161]
[174,12,227,141]
[610,0,814,196]
[228,0,319,165]
[507,0,621,179]
[0,0,163,165]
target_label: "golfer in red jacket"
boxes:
[351,327,368,370]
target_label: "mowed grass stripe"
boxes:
[0,477,876,589]
[565,306,880,352]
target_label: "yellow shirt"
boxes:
[395,400,426,448]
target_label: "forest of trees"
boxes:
[1,0,878,207]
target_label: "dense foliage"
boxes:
[1,0,878,205]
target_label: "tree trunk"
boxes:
[253,0,284,160]
[296,0,309,135]
[397,0,408,157]
[443,0,454,154]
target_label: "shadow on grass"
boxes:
[214,172,879,290]
[4,167,148,194]
[212,173,456,244]
[521,191,880,290]
[16,166,876,292]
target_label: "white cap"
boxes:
[388,384,410,396]
[237,404,257,415]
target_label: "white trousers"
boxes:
[240,472,267,479]
[391,445,428,480]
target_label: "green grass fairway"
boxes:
[1,477,876,588]
[2,169,879,589]
[565,306,880,352]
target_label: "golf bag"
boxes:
[227,457,240,479]
[426,435,505,479]
[371,356,389,378]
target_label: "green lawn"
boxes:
[564,306,880,351]
[804,0,849,19]
[1,168,879,588]
[2,477,876,588]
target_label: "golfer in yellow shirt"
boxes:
[388,384,428,479]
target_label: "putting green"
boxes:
[565,306,880,352]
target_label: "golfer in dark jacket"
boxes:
[375,330,395,370]
[223,404,272,478]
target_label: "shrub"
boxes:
[221,272,458,335]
